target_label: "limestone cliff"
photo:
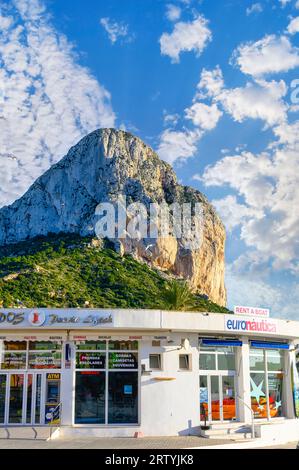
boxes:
[0,129,226,306]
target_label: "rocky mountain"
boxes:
[0,129,226,306]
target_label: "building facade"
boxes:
[0,309,298,439]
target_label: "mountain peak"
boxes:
[0,128,226,306]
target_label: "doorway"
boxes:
[0,372,60,425]
[200,373,236,423]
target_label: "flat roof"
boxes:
[0,309,298,341]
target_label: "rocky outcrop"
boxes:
[0,129,226,306]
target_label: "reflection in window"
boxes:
[76,341,106,351]
[109,341,138,351]
[199,354,216,371]
[75,372,106,424]
[108,372,138,424]
[28,352,62,369]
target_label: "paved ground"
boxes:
[0,436,234,449]
[0,436,297,449]
[255,441,297,449]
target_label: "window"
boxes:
[179,354,191,370]
[199,344,236,372]
[149,354,161,370]
[0,341,62,370]
[249,347,285,419]
[74,339,139,425]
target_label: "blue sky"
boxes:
[1,0,299,318]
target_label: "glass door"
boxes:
[221,375,236,421]
[200,374,236,423]
[8,374,24,424]
[0,375,7,424]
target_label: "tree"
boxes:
[161,280,196,311]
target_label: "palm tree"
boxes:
[161,280,196,311]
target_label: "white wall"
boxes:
[139,333,200,436]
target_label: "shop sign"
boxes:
[225,315,278,334]
[0,310,114,329]
[76,352,106,369]
[234,306,270,318]
[109,352,138,369]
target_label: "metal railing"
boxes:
[49,402,62,439]
[236,395,255,439]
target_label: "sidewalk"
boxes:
[0,436,233,449]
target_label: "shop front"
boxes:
[0,309,298,439]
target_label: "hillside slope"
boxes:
[0,129,226,306]
[0,234,230,313]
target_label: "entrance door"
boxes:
[200,374,236,423]
[0,372,57,426]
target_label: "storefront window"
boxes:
[267,350,283,372]
[28,352,62,369]
[76,352,106,369]
[75,372,106,424]
[250,347,285,419]
[29,341,62,351]
[108,340,138,351]
[218,354,235,371]
[76,341,106,351]
[108,372,138,424]
[199,346,235,372]
[268,373,283,418]
[199,353,216,370]
[1,352,27,370]
[249,349,265,371]
[74,339,139,425]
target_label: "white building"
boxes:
[0,309,299,442]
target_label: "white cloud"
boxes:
[217,79,288,127]
[0,0,115,207]
[157,129,202,164]
[197,68,288,127]
[100,17,133,44]
[196,66,224,98]
[246,3,263,15]
[279,0,291,7]
[287,16,299,35]
[201,124,299,274]
[210,195,263,232]
[185,102,222,130]
[159,15,212,63]
[232,35,299,77]
[166,4,181,22]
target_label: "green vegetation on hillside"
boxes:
[0,234,230,313]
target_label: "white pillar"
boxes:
[236,337,252,423]
[60,342,75,426]
[283,345,296,419]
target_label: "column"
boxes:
[282,344,296,419]
[60,341,75,426]
[235,337,252,422]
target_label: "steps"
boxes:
[0,426,57,440]
[200,422,254,440]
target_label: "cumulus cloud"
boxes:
[185,102,222,130]
[232,35,299,77]
[197,67,288,127]
[159,16,212,63]
[157,129,202,164]
[246,3,263,15]
[165,4,181,22]
[287,16,299,35]
[0,0,115,207]
[200,124,299,274]
[100,17,134,45]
